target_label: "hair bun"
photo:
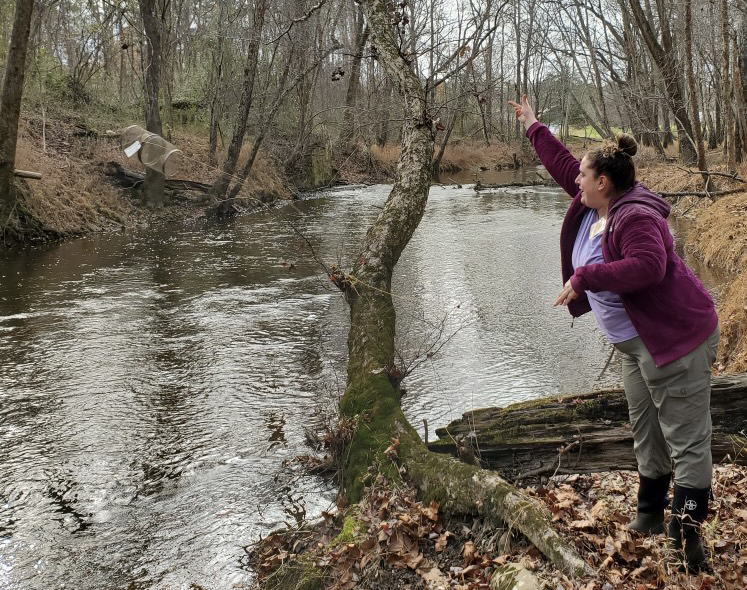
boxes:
[616,133,638,157]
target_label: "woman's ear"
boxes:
[597,174,609,193]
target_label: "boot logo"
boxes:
[684,499,698,511]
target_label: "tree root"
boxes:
[401,425,594,578]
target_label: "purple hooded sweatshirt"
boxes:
[527,121,718,368]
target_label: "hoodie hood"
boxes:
[608,181,671,219]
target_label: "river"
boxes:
[0,176,719,589]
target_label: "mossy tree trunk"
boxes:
[329,0,592,578]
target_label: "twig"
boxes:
[658,188,744,199]
[286,219,333,280]
[269,0,327,43]
[553,439,581,478]
[516,461,556,480]
[675,165,745,182]
[596,345,616,381]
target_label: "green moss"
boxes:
[332,514,364,545]
[264,558,325,590]
[339,372,406,502]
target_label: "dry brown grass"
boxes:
[692,191,747,273]
[365,139,525,179]
[14,117,133,237]
[438,140,518,172]
[369,143,399,170]
[333,142,397,184]
[8,110,292,240]
[690,188,747,374]
[717,272,747,373]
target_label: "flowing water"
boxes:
[0,175,720,589]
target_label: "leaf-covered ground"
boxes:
[255,465,747,589]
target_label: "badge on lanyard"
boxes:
[589,216,606,240]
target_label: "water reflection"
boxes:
[0,177,719,589]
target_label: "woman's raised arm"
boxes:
[508,95,580,199]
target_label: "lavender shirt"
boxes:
[572,209,638,343]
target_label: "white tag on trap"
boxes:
[124,140,142,158]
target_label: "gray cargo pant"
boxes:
[613,326,720,489]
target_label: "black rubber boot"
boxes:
[668,485,711,574]
[627,472,670,534]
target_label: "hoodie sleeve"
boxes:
[526,122,580,198]
[570,210,667,294]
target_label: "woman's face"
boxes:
[576,156,611,212]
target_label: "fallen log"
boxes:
[658,188,744,198]
[428,373,747,480]
[103,161,212,193]
[474,179,556,191]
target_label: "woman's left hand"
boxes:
[554,279,579,306]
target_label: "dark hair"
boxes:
[585,133,638,193]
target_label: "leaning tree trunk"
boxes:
[338,6,369,151]
[320,0,592,578]
[139,0,166,207]
[0,0,35,216]
[722,0,737,171]
[209,0,268,213]
[684,0,715,192]
[429,373,747,480]
[627,0,698,165]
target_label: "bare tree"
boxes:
[338,3,369,150]
[139,0,167,207]
[685,0,714,191]
[0,0,35,218]
[626,0,699,164]
[723,0,737,171]
[209,0,269,210]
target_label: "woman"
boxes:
[509,95,719,573]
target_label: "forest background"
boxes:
[1,0,746,221]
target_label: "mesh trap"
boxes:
[121,125,182,177]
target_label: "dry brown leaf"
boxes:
[462,540,476,566]
[591,498,609,520]
[422,500,439,521]
[435,531,453,552]
[419,565,447,584]
[404,550,424,569]
[383,438,400,458]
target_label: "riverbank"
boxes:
[638,161,747,374]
